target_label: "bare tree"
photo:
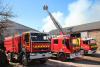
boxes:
[0,2,14,66]
[0,0,13,33]
[0,0,14,50]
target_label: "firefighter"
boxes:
[0,33,9,66]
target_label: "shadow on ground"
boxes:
[51,57,100,65]
[72,58,100,65]
[88,53,100,58]
[26,60,75,67]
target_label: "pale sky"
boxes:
[4,0,100,32]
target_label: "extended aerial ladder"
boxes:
[43,5,73,48]
[43,5,64,35]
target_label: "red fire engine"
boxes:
[4,32,52,65]
[43,5,83,61]
[51,35,82,60]
[70,33,97,55]
[81,37,97,54]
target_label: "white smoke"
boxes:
[42,0,100,32]
[42,11,64,32]
[85,0,100,22]
[63,0,91,27]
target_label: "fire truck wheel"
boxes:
[22,54,28,66]
[39,58,48,64]
[17,52,23,63]
[84,50,89,55]
[58,53,67,61]
[9,52,14,62]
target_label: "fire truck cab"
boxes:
[51,35,82,61]
[70,33,97,55]
[81,38,97,54]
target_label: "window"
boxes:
[54,39,58,44]
[31,33,49,41]
[24,33,29,42]
[43,36,49,40]
[62,39,67,44]
[70,33,81,38]
[90,39,96,44]
[83,40,89,44]
[63,39,69,45]
[62,39,70,49]
[31,36,37,41]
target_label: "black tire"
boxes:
[39,59,48,64]
[17,52,23,63]
[22,54,28,66]
[84,50,89,55]
[9,52,15,62]
[57,53,67,61]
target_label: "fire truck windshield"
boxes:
[90,39,96,44]
[83,40,89,44]
[31,33,49,42]
[83,39,96,45]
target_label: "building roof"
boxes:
[49,21,100,35]
[0,19,40,37]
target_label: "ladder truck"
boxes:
[43,5,83,61]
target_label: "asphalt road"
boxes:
[7,53,100,67]
[9,59,75,67]
[9,58,100,67]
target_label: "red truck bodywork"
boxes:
[51,35,82,60]
[51,37,71,54]
[80,38,97,54]
[4,35,21,53]
[4,32,52,65]
[70,33,97,54]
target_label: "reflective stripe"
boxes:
[77,38,80,46]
